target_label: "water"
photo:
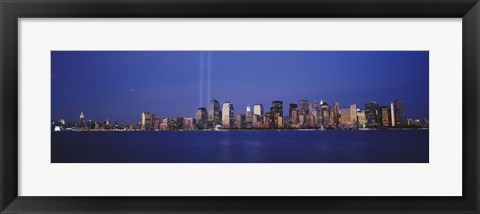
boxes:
[51,130,429,163]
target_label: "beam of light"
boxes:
[207,51,212,104]
[199,51,204,107]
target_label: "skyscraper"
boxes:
[311,108,319,127]
[208,99,221,126]
[195,107,208,129]
[289,103,298,117]
[235,114,246,129]
[329,111,336,128]
[276,116,283,128]
[151,113,159,130]
[380,106,390,127]
[320,102,330,126]
[141,112,152,130]
[357,110,367,128]
[365,101,380,126]
[333,100,340,127]
[253,104,263,117]
[270,101,283,117]
[350,104,357,123]
[291,108,299,125]
[392,100,404,126]
[222,102,234,128]
[298,99,309,115]
[79,112,85,126]
[340,108,352,126]
[333,100,340,115]
[390,102,396,127]
[246,105,253,127]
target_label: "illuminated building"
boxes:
[141,112,152,130]
[151,113,159,130]
[222,102,234,128]
[291,108,299,125]
[357,110,367,128]
[350,104,357,123]
[392,100,404,126]
[380,106,390,127]
[195,107,208,129]
[311,108,319,126]
[160,118,169,130]
[313,99,319,111]
[276,116,283,128]
[79,112,85,126]
[262,112,273,128]
[390,102,396,127]
[172,117,184,130]
[333,100,340,115]
[270,101,283,117]
[252,115,261,128]
[298,99,309,116]
[298,114,305,128]
[246,105,253,127]
[340,108,352,126]
[306,114,316,128]
[329,111,336,128]
[309,103,314,113]
[412,119,421,126]
[253,104,263,117]
[235,114,246,129]
[183,118,194,130]
[365,101,380,127]
[320,102,330,126]
[208,99,221,126]
[289,104,297,117]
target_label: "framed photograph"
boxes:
[1,0,479,213]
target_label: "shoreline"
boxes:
[54,128,429,132]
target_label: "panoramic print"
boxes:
[51,51,429,163]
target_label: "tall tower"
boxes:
[333,100,340,127]
[141,112,152,130]
[379,106,390,127]
[390,102,396,127]
[392,100,404,126]
[246,105,253,126]
[253,104,263,117]
[270,101,283,117]
[208,99,221,126]
[222,102,234,128]
[333,100,340,115]
[350,104,357,123]
[79,112,85,125]
[365,101,380,127]
[195,107,208,129]
[298,99,309,116]
[288,104,297,117]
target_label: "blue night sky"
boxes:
[51,51,429,124]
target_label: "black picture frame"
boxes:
[1,0,479,213]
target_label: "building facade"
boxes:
[208,99,221,126]
[141,112,152,130]
[222,102,234,128]
[195,107,208,129]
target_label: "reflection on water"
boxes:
[52,130,429,163]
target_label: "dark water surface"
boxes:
[51,130,429,163]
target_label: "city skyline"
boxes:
[53,97,428,132]
[52,51,429,124]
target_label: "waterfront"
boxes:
[51,130,428,163]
